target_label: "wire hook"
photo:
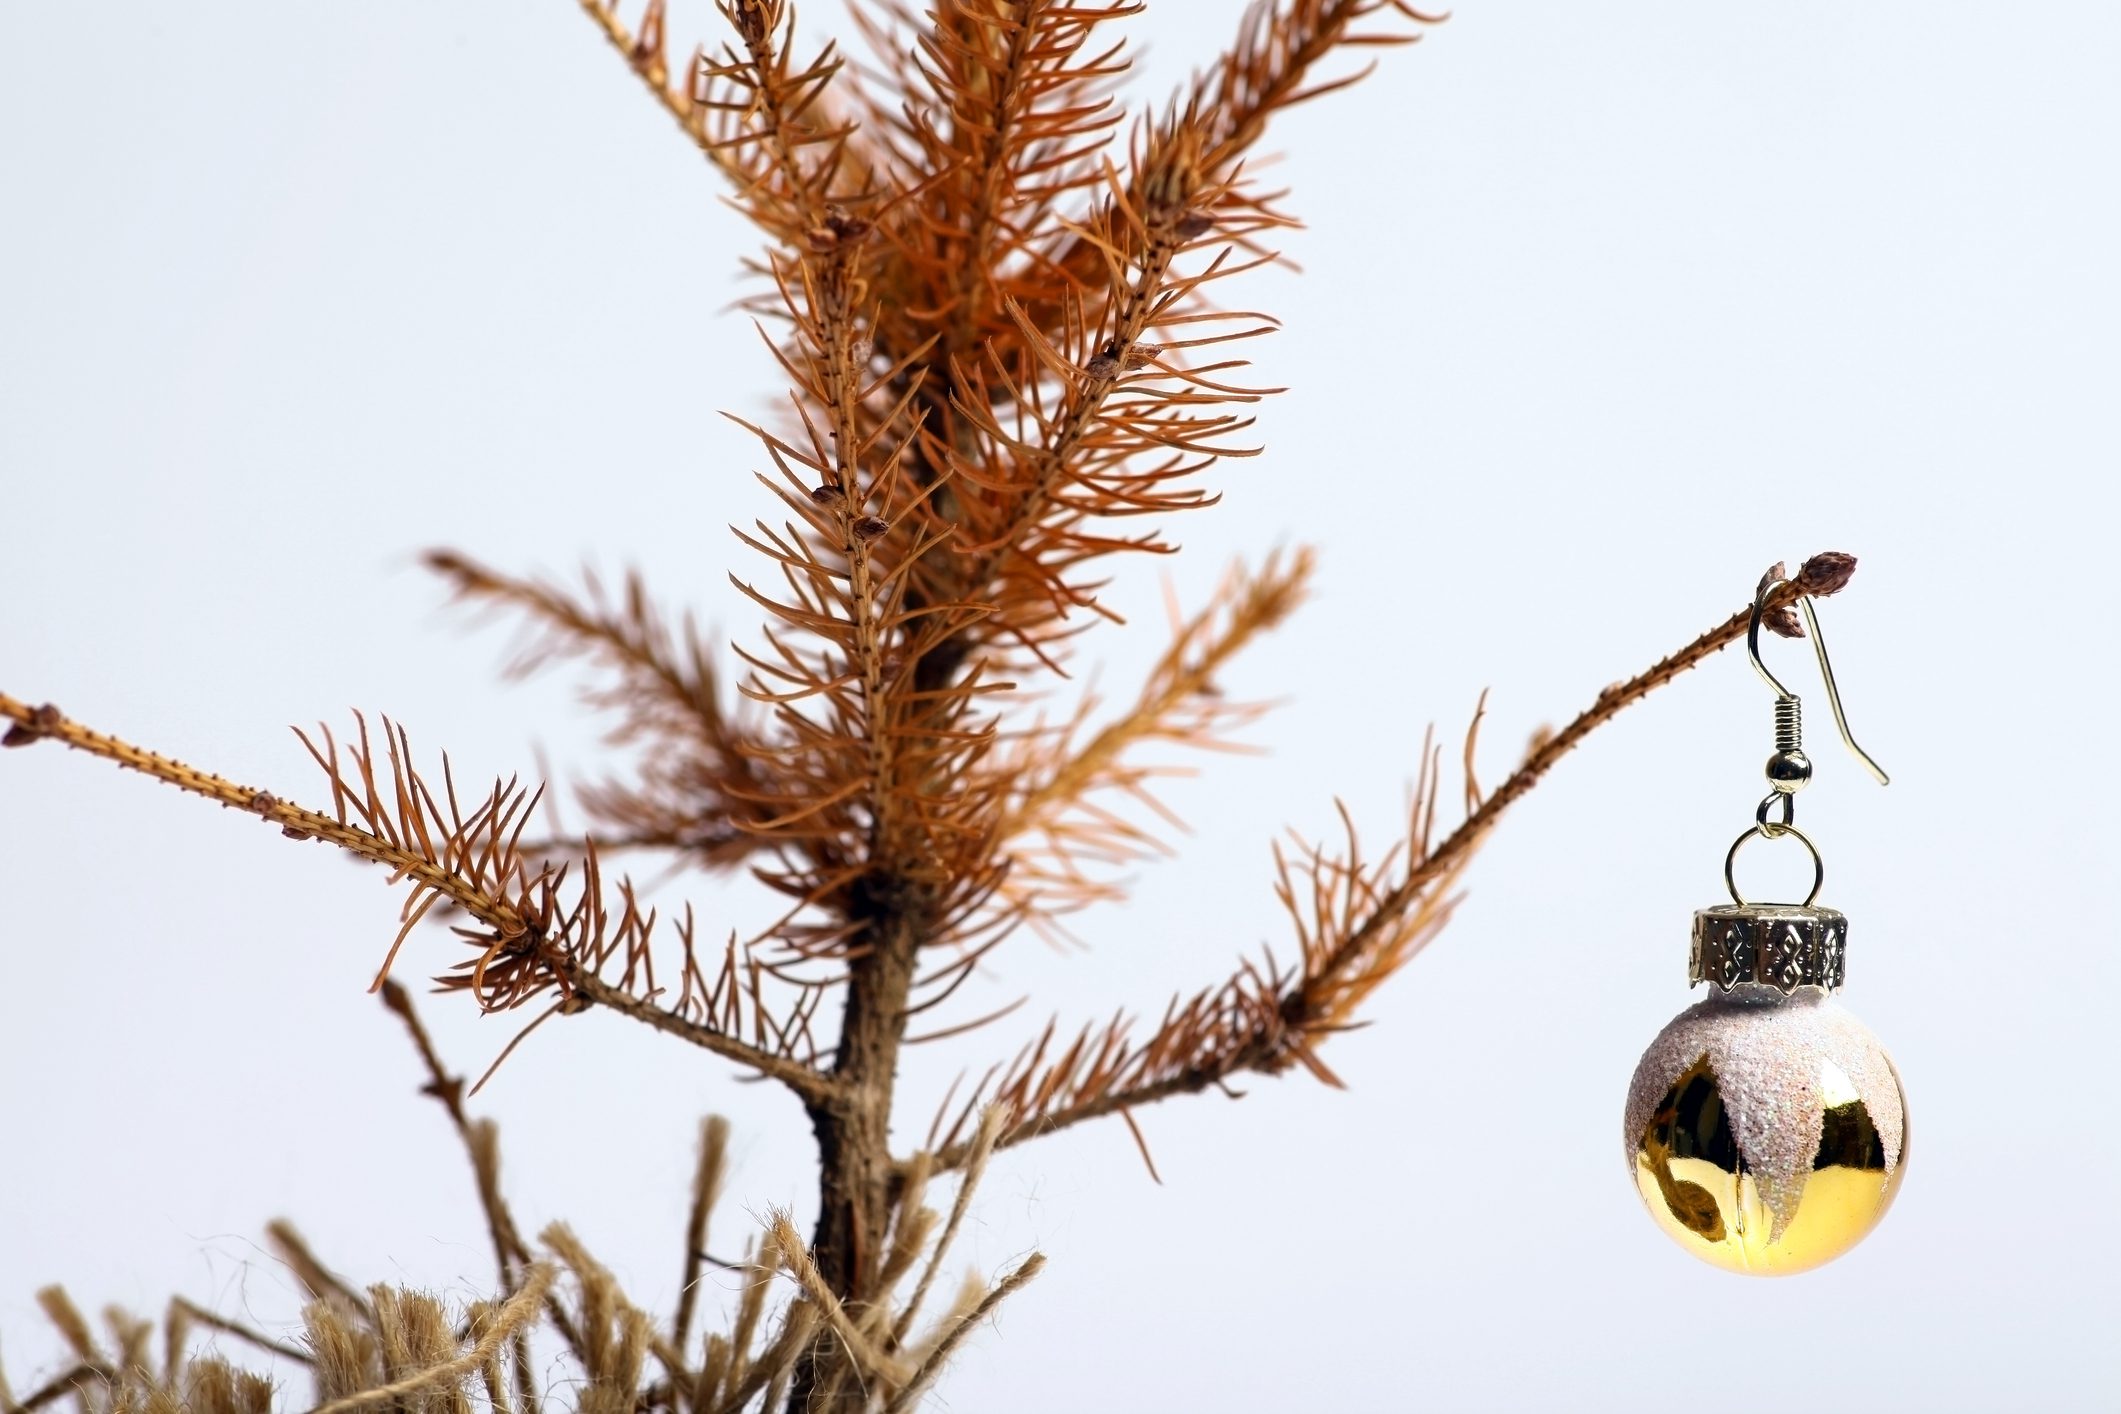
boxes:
[1748,566,1890,787]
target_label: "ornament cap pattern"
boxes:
[1690,904,1847,994]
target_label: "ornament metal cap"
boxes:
[1689,903,1847,994]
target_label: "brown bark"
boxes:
[791,892,927,1410]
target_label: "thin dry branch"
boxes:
[379,980,531,1280]
[918,129,1281,664]
[575,0,864,243]
[907,1,1442,648]
[377,981,593,1383]
[8,1362,104,1413]
[978,547,1314,938]
[851,1,1139,369]
[1302,553,1858,994]
[0,695,842,1105]
[879,1253,1045,1414]
[912,553,1863,1173]
[1195,0,1444,177]
[265,1222,371,1321]
[164,1300,313,1367]
[424,552,766,870]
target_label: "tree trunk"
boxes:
[788,900,923,1411]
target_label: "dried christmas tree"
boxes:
[0,2,1860,1408]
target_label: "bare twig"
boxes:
[376,981,589,1383]
[880,1254,1046,1414]
[9,1362,103,1413]
[264,1222,372,1320]
[378,980,530,1278]
[165,1299,312,1367]
[891,1106,1005,1349]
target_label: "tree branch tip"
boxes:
[1,700,63,748]
[1795,549,1858,597]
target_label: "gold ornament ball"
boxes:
[1625,985,1907,1275]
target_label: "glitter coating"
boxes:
[1624,985,1904,1239]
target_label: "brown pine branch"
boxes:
[575,0,865,245]
[978,547,1314,937]
[695,16,1015,933]
[570,0,1440,691]
[424,551,736,745]
[746,231,923,874]
[733,7,1354,712]
[931,130,1266,638]
[853,1,1138,367]
[1194,0,1444,177]
[699,0,866,239]
[0,694,843,1105]
[925,3,1136,362]
[719,406,1003,913]
[424,551,768,870]
[1001,546,1312,837]
[1032,0,1442,329]
[911,553,1861,1173]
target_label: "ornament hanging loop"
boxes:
[1724,820,1825,907]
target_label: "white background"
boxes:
[3,3,2116,1410]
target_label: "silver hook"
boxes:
[1748,566,1890,787]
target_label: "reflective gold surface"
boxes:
[1633,1055,1906,1274]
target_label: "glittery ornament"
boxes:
[1624,563,1906,1273]
[1625,905,1906,1274]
